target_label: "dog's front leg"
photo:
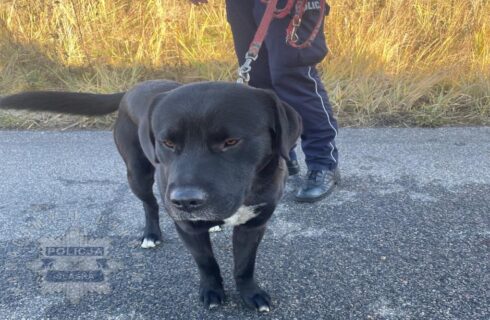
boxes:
[233,224,271,312]
[174,223,225,309]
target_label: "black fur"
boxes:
[0,80,302,312]
[0,91,125,115]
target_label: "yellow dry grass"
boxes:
[0,0,489,128]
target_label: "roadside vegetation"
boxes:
[0,0,488,128]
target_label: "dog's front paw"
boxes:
[238,282,271,312]
[200,285,225,310]
[140,232,162,249]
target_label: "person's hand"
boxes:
[189,0,208,4]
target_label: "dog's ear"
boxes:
[138,96,163,166]
[264,90,303,160]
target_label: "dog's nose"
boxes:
[169,187,207,211]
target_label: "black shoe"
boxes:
[286,159,300,176]
[295,168,340,203]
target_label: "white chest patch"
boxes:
[223,205,259,226]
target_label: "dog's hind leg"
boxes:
[114,114,162,248]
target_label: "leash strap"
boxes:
[237,0,326,84]
[237,0,280,84]
[286,0,325,49]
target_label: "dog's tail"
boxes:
[0,91,125,116]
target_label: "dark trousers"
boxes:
[225,0,339,171]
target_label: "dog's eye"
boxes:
[223,138,240,148]
[162,139,175,149]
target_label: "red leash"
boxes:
[286,0,326,49]
[237,0,326,83]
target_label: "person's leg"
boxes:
[268,66,339,170]
[271,66,340,201]
[226,0,300,176]
[253,0,340,201]
[225,0,273,90]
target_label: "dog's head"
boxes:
[139,82,301,222]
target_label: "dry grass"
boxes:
[0,0,489,128]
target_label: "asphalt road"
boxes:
[0,128,489,320]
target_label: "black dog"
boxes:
[0,80,302,312]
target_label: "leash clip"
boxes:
[287,14,302,44]
[237,53,257,84]
[288,26,300,44]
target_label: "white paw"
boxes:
[208,302,219,310]
[208,226,222,233]
[258,305,270,313]
[141,238,160,249]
